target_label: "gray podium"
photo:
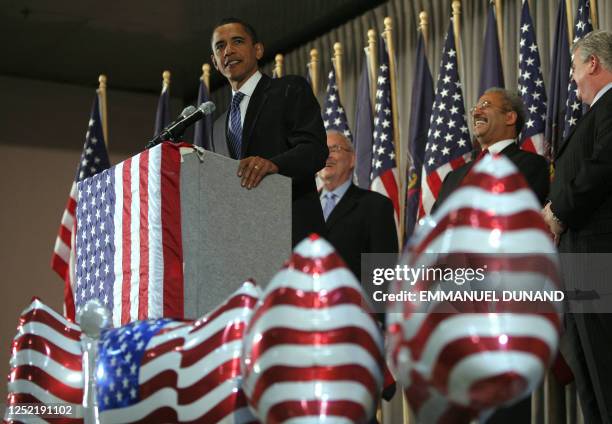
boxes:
[180,149,291,318]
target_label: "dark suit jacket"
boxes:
[432,142,550,213]
[550,88,612,252]
[212,74,328,246]
[324,184,398,281]
[549,88,612,424]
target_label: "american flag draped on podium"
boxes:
[563,0,593,140]
[518,0,549,158]
[419,19,471,217]
[322,66,352,140]
[370,35,400,229]
[51,93,111,321]
[75,142,185,326]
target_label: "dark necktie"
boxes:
[228,92,245,159]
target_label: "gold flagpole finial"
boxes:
[202,64,211,92]
[97,74,109,147]
[274,53,284,78]
[162,70,171,89]
[419,11,429,48]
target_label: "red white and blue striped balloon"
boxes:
[6,298,84,423]
[242,234,384,423]
[6,281,262,424]
[387,154,562,421]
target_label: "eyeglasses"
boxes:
[328,145,353,153]
[469,100,508,114]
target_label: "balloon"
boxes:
[242,234,384,423]
[6,281,262,424]
[387,154,562,421]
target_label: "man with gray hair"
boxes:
[432,87,550,212]
[318,130,397,281]
[542,29,612,423]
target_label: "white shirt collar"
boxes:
[486,138,515,155]
[591,82,612,107]
[232,70,262,98]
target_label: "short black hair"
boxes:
[211,17,260,47]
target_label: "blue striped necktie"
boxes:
[228,91,245,159]
[323,193,337,221]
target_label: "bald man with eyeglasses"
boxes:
[318,130,397,281]
[432,87,549,213]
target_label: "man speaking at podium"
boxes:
[211,18,328,246]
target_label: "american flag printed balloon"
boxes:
[387,154,562,421]
[5,281,262,424]
[6,298,84,422]
[241,234,385,423]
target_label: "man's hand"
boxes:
[542,201,565,245]
[237,156,279,189]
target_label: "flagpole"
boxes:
[494,0,504,68]
[590,0,598,30]
[97,74,109,147]
[367,29,378,112]
[452,1,463,71]
[333,42,344,104]
[308,48,319,96]
[419,11,429,49]
[383,16,404,248]
[202,63,211,92]
[566,0,574,44]
[274,54,284,78]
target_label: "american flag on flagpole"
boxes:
[518,0,549,158]
[193,74,213,150]
[405,31,434,241]
[562,0,593,140]
[154,72,171,136]
[545,0,571,158]
[370,36,400,230]
[51,93,111,321]
[419,19,471,217]
[478,1,505,95]
[322,66,352,140]
[354,52,374,189]
[75,142,185,326]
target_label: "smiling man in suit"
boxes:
[542,30,612,424]
[318,131,397,280]
[210,18,328,246]
[432,88,549,213]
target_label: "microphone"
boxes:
[146,101,216,149]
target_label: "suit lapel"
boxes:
[326,184,358,229]
[241,74,271,157]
